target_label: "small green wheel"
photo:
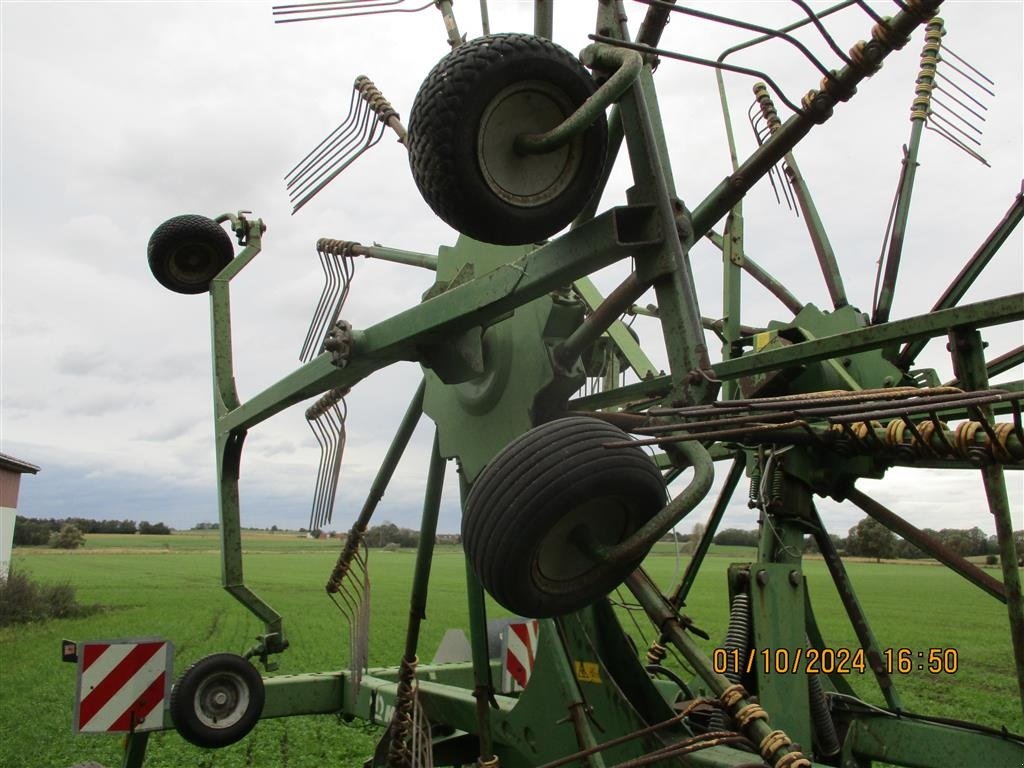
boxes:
[147,214,233,294]
[462,417,666,617]
[169,653,264,748]
[407,34,608,245]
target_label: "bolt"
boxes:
[756,569,769,586]
[789,570,800,587]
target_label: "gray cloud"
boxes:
[2,2,1021,538]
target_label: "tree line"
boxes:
[13,516,172,546]
[709,522,1022,561]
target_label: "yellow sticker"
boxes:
[754,331,773,351]
[574,661,602,684]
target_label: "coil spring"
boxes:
[747,464,762,509]
[710,592,752,731]
[806,646,840,757]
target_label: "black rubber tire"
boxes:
[147,214,233,294]
[463,417,666,617]
[169,653,264,748]
[407,34,608,245]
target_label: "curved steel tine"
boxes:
[299,247,332,361]
[291,107,385,209]
[289,95,373,196]
[286,87,360,183]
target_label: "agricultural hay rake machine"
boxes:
[84,0,1024,765]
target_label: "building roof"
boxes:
[0,453,40,474]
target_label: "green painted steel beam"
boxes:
[353,243,438,271]
[688,0,943,239]
[842,713,1024,767]
[571,294,1023,411]
[949,328,1024,718]
[219,206,661,434]
[873,19,944,326]
[572,276,659,378]
[713,294,1024,381]
[750,562,811,749]
[900,189,1024,367]
[706,231,804,315]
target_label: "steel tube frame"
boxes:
[949,328,1024,717]
[669,455,745,608]
[570,293,1024,411]
[810,505,902,710]
[218,205,662,435]
[846,487,1007,602]
[898,187,1024,367]
[873,19,944,325]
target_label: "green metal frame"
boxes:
[116,1,1024,766]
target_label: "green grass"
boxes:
[1,532,1020,767]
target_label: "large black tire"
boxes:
[463,417,666,617]
[147,214,233,294]
[169,653,264,748]
[407,34,608,245]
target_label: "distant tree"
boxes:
[804,533,842,555]
[137,521,170,535]
[894,536,925,559]
[270,525,279,532]
[684,523,706,555]
[13,517,51,546]
[714,528,760,548]
[846,518,895,562]
[50,524,85,550]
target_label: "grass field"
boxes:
[2,533,1020,768]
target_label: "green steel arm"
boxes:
[898,186,1024,368]
[847,488,1007,603]
[570,293,1024,411]
[689,1,943,240]
[352,243,438,271]
[841,712,1024,768]
[872,19,945,325]
[949,328,1024,718]
[705,231,805,315]
[669,455,745,608]
[811,505,902,710]
[219,206,662,434]
[618,65,713,405]
[516,45,641,156]
[783,153,847,309]
[572,276,659,378]
[751,82,847,309]
[208,217,287,646]
[712,293,1024,381]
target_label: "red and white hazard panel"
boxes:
[74,639,173,733]
[501,620,540,693]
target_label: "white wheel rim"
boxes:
[193,670,250,729]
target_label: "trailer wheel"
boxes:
[169,653,264,748]
[407,33,608,245]
[147,214,233,294]
[463,417,666,617]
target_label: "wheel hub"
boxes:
[168,242,218,286]
[195,671,249,728]
[477,80,581,208]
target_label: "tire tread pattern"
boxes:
[407,34,607,244]
[463,417,665,617]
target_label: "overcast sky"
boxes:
[2,1,1021,538]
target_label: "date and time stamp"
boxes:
[712,647,960,676]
